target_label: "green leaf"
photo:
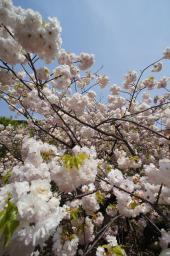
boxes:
[3,219,19,247]
[128,200,138,209]
[0,210,6,230]
[106,165,112,174]
[69,207,82,220]
[14,82,23,90]
[107,203,117,210]
[101,244,110,249]
[129,155,140,162]
[0,116,26,127]
[2,169,12,184]
[110,245,126,256]
[61,152,89,170]
[147,76,154,81]
[0,201,19,247]
[96,191,105,205]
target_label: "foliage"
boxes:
[0,116,26,127]
[0,200,19,247]
[61,152,89,170]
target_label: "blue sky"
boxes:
[1,0,170,117]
